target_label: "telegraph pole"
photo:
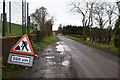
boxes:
[2,0,5,37]
[9,1,11,33]
[27,3,29,35]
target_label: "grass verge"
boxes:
[65,35,118,55]
[2,34,58,79]
[32,35,58,54]
[2,64,25,79]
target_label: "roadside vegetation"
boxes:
[32,34,58,54]
[65,35,118,55]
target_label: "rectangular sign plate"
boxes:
[8,53,34,66]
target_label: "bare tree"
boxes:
[69,0,95,40]
[93,2,108,42]
[104,2,117,29]
[69,0,95,28]
[104,2,117,44]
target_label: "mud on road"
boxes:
[15,41,78,78]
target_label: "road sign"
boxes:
[10,34,34,55]
[8,53,34,66]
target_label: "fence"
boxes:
[0,0,30,37]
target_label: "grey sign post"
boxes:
[22,0,26,34]
[8,53,34,66]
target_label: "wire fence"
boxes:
[0,0,30,37]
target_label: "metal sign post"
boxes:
[22,0,26,35]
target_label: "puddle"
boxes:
[56,44,64,52]
[56,42,60,44]
[60,51,65,54]
[60,41,65,45]
[62,60,70,66]
[45,49,52,52]
[46,56,55,59]
[64,45,71,51]
[41,69,51,72]
[47,59,50,62]
[56,42,71,52]
[47,61,56,65]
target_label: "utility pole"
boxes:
[9,1,11,33]
[2,0,5,37]
[27,3,30,35]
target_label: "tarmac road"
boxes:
[15,36,119,78]
[58,36,119,78]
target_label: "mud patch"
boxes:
[14,42,73,78]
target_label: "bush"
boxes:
[83,35,87,41]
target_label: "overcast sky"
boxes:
[28,0,119,30]
[27,0,83,31]
[0,0,119,30]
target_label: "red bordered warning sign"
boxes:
[10,34,34,55]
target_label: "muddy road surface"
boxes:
[15,36,119,78]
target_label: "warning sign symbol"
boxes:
[10,34,34,55]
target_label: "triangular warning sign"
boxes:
[10,34,34,55]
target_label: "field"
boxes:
[0,22,34,37]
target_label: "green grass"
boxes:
[6,22,22,35]
[2,64,25,79]
[65,35,118,55]
[32,35,58,54]
[0,33,2,36]
[0,22,34,37]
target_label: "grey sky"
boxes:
[28,0,118,30]
[0,0,118,30]
[28,0,83,30]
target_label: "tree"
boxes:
[113,1,120,48]
[104,2,117,44]
[57,24,63,34]
[44,18,54,36]
[93,2,110,43]
[69,0,95,40]
[31,7,48,36]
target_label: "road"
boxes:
[15,36,119,78]
[58,36,119,78]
